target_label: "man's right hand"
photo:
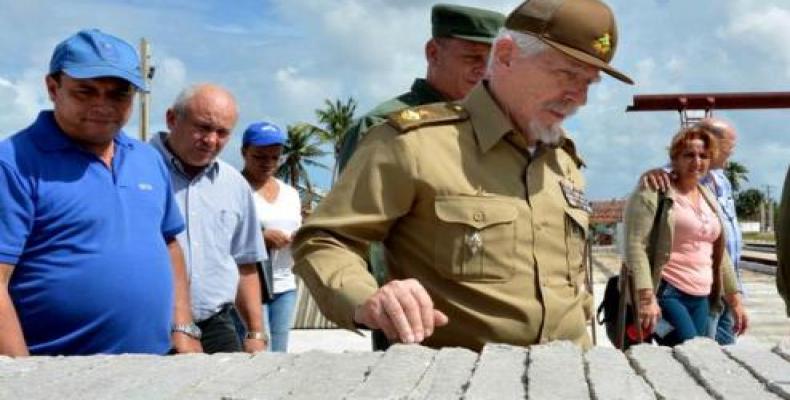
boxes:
[353,279,448,344]
[0,264,29,357]
[639,168,673,192]
[171,332,203,354]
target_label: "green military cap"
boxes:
[505,0,633,84]
[431,4,506,44]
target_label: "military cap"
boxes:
[505,0,633,84]
[432,4,506,44]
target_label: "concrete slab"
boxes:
[229,351,380,400]
[628,344,713,400]
[776,338,790,362]
[107,353,251,400]
[674,338,780,400]
[407,347,477,400]
[0,355,51,379]
[285,351,382,400]
[55,354,192,400]
[345,344,436,400]
[180,352,290,400]
[464,343,528,400]
[725,343,790,399]
[1,355,114,400]
[585,347,655,400]
[527,341,589,400]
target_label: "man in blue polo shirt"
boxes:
[0,29,198,356]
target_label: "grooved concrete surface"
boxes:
[3,338,790,400]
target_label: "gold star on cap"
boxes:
[400,109,422,121]
[592,33,611,57]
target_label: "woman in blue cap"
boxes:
[241,122,301,352]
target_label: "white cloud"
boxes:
[1,0,789,199]
[0,70,49,137]
[723,5,790,78]
[274,66,341,113]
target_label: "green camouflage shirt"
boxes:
[337,78,446,172]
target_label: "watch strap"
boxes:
[246,331,268,341]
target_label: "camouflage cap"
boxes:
[505,0,633,84]
[432,4,506,44]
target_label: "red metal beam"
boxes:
[627,92,790,112]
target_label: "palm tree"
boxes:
[724,161,749,193]
[736,188,764,220]
[309,97,357,183]
[277,123,329,208]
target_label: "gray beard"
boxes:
[528,119,564,145]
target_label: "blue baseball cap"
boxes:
[242,121,287,147]
[49,29,147,91]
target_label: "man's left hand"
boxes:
[726,293,749,335]
[171,332,203,353]
[243,338,267,353]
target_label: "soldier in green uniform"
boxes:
[294,0,633,351]
[777,166,790,316]
[336,4,505,173]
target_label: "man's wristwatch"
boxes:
[246,331,268,341]
[171,322,202,340]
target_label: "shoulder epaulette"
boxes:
[386,103,469,133]
[560,137,586,168]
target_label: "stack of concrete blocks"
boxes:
[1,337,788,399]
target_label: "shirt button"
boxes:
[473,211,484,222]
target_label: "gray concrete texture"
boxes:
[3,339,790,400]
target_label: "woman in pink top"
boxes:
[625,126,747,346]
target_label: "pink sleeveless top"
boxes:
[661,191,722,296]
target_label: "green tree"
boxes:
[309,97,357,183]
[736,188,764,220]
[724,160,749,193]
[277,123,329,208]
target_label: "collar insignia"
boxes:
[400,109,421,121]
[592,33,611,57]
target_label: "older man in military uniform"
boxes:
[294,0,633,351]
[777,166,790,316]
[337,3,504,351]
[336,4,505,172]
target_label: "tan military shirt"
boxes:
[293,83,592,351]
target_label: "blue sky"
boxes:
[1,0,789,201]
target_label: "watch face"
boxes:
[186,324,200,336]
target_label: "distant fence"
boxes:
[740,221,761,233]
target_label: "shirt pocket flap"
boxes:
[565,207,590,236]
[435,196,518,230]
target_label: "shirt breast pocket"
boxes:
[434,196,518,282]
[210,209,240,252]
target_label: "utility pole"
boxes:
[138,38,153,142]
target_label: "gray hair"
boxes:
[171,84,202,118]
[487,28,550,71]
[695,117,735,139]
[170,83,237,118]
